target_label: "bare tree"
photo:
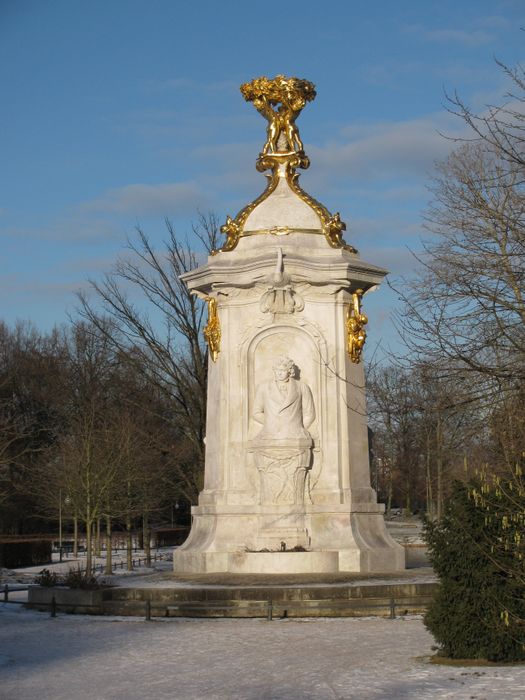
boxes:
[367,362,478,517]
[393,65,525,515]
[0,322,66,532]
[78,215,220,502]
[396,143,525,390]
[367,366,422,513]
[446,60,525,177]
[391,58,525,613]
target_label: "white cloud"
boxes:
[475,15,511,30]
[404,24,494,47]
[350,216,422,242]
[1,180,217,245]
[0,273,91,299]
[1,217,121,243]
[308,114,464,183]
[191,141,262,194]
[350,184,426,202]
[144,77,238,94]
[358,245,423,277]
[425,28,493,47]
[81,181,212,217]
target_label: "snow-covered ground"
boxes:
[0,547,174,583]
[385,517,424,545]
[1,541,436,594]
[1,605,524,700]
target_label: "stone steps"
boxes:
[66,581,439,618]
[28,579,438,618]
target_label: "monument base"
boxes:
[173,506,405,574]
[173,548,404,575]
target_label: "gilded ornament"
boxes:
[213,75,358,255]
[285,173,358,254]
[219,216,242,253]
[346,290,368,363]
[203,296,221,362]
[240,75,316,157]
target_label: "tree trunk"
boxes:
[426,432,433,519]
[386,472,393,514]
[143,513,151,566]
[85,519,92,573]
[436,413,443,520]
[95,517,101,557]
[126,514,133,570]
[73,513,78,558]
[105,515,112,575]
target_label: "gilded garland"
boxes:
[346,290,368,364]
[203,296,221,362]
[215,75,357,255]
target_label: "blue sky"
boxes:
[1,0,524,358]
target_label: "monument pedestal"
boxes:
[173,75,404,575]
[173,245,404,574]
[175,511,404,574]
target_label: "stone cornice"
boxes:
[182,249,387,295]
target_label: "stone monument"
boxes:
[173,75,405,574]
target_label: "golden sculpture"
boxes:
[346,290,368,363]
[240,75,316,156]
[213,75,357,255]
[220,216,243,253]
[203,296,221,362]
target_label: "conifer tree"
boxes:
[424,480,525,661]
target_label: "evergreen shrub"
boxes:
[424,481,525,662]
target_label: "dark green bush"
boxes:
[424,481,525,662]
[0,539,52,568]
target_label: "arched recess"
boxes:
[237,320,330,495]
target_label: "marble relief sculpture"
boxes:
[251,357,315,505]
[259,248,304,315]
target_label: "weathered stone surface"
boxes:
[27,586,107,613]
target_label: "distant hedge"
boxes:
[0,539,52,568]
[154,527,190,547]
